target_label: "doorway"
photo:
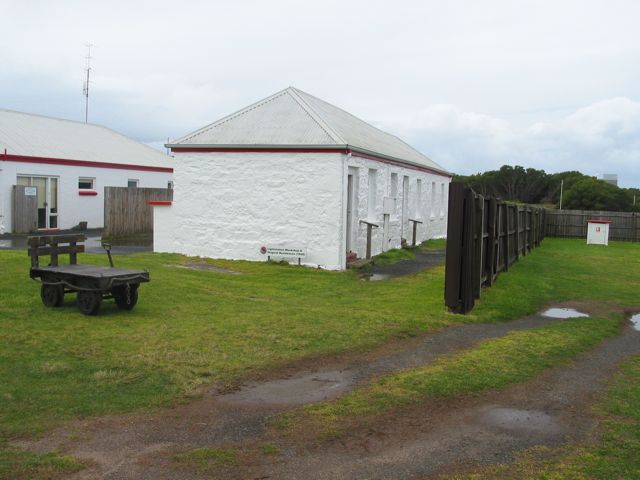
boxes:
[16,175,59,229]
[346,173,354,254]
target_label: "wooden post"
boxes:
[359,220,379,260]
[408,219,424,247]
[485,197,497,286]
[445,183,465,312]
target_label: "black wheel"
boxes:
[41,284,64,307]
[112,284,139,310]
[77,291,102,315]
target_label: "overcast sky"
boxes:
[1,0,639,187]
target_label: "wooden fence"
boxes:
[546,209,640,242]
[445,183,546,314]
[103,187,172,238]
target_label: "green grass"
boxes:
[370,247,416,266]
[0,238,639,477]
[302,316,621,425]
[450,354,640,479]
[173,447,237,472]
[0,446,85,480]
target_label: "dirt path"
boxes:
[17,306,639,479]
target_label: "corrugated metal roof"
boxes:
[0,109,173,168]
[171,87,448,174]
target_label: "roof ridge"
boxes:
[286,87,344,144]
[174,88,294,144]
[0,107,105,128]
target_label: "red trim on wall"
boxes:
[1,153,173,173]
[170,147,348,154]
[587,219,612,224]
[78,190,98,196]
[348,150,450,177]
[148,200,173,206]
[169,147,451,177]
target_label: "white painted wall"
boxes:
[344,154,450,260]
[156,151,345,270]
[0,160,172,233]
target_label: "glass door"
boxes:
[16,175,59,229]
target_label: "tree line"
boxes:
[454,165,639,212]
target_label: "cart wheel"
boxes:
[112,284,139,310]
[77,291,102,315]
[41,284,64,307]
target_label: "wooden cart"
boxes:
[28,234,150,315]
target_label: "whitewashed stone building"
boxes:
[154,87,451,270]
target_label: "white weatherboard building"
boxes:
[154,87,451,270]
[0,109,173,233]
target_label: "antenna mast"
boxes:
[83,43,94,123]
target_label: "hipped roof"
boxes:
[169,87,449,175]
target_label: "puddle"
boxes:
[541,308,589,319]
[631,313,640,331]
[218,370,355,406]
[360,273,392,281]
[479,407,562,433]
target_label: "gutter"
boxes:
[166,143,452,178]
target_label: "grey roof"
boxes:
[0,109,173,168]
[171,87,449,174]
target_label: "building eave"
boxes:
[167,144,452,178]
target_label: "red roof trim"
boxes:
[148,201,173,206]
[78,190,98,196]
[1,153,173,173]
[348,150,451,177]
[587,219,613,224]
[170,147,348,154]
[169,146,451,177]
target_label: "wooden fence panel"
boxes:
[103,187,172,238]
[12,185,38,233]
[546,209,640,241]
[445,183,546,314]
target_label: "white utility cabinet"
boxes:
[586,220,612,246]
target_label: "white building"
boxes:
[0,109,173,233]
[154,87,451,270]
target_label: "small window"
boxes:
[390,173,398,198]
[168,181,174,189]
[368,169,377,220]
[127,179,139,188]
[78,177,95,189]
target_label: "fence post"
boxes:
[445,183,465,312]
[485,197,497,286]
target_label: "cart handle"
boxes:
[101,242,115,268]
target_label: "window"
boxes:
[168,181,174,189]
[127,179,139,188]
[416,179,423,218]
[431,182,436,218]
[78,177,95,189]
[390,173,398,198]
[368,169,377,220]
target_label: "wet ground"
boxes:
[0,232,151,255]
[360,249,446,281]
[16,304,640,480]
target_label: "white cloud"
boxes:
[382,98,640,187]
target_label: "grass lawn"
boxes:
[0,238,639,478]
[450,353,640,480]
[302,316,621,427]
